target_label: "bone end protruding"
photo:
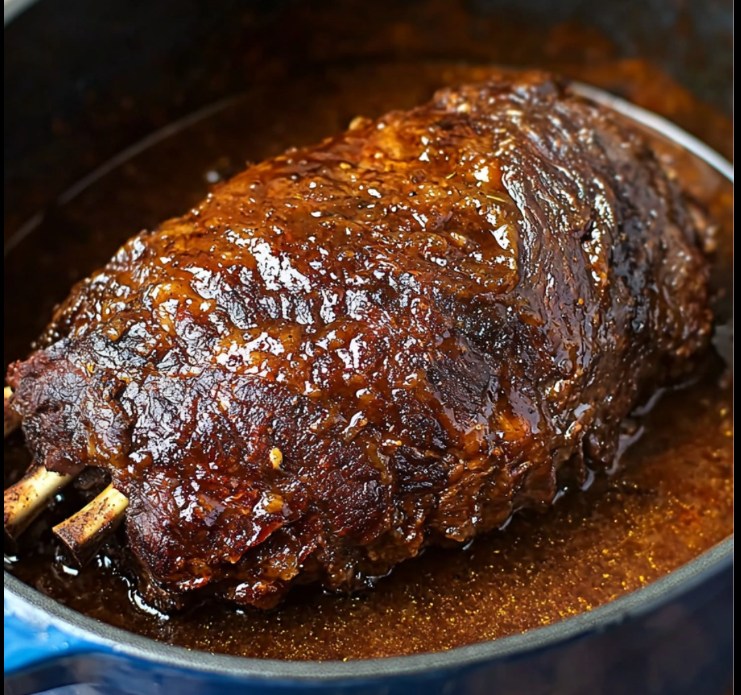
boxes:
[52,483,129,565]
[4,386,130,559]
[4,465,74,539]
[4,386,20,437]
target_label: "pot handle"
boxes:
[4,593,105,688]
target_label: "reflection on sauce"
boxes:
[3,59,733,660]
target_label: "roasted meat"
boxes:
[5,72,711,609]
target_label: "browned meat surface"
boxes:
[5,71,711,610]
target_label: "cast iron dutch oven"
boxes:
[4,1,733,693]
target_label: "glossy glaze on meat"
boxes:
[5,71,712,609]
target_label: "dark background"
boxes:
[4,0,733,237]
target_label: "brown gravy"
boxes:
[3,60,733,661]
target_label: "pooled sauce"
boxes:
[3,60,733,660]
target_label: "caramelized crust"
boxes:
[6,72,711,608]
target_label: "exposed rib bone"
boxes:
[4,466,74,539]
[4,386,20,437]
[53,483,129,564]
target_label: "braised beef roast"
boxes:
[5,72,711,609]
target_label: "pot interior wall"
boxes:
[4,0,732,238]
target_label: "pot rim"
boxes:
[3,0,35,23]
